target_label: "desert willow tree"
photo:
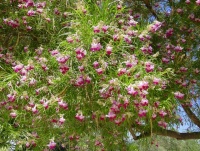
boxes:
[0,0,200,150]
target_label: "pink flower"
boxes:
[181,81,188,87]
[26,142,30,148]
[85,76,92,84]
[41,64,49,71]
[123,99,129,109]
[152,114,157,119]
[43,101,49,109]
[29,78,37,86]
[100,115,105,120]
[188,14,195,20]
[194,68,199,74]
[102,25,109,33]
[127,85,138,96]
[75,113,85,122]
[78,65,84,72]
[7,94,16,102]
[75,76,85,86]
[133,13,141,19]
[90,42,102,52]
[158,121,167,128]
[128,19,138,26]
[117,4,122,10]
[95,140,102,146]
[127,30,137,37]
[174,46,183,52]
[47,141,56,150]
[24,46,28,52]
[118,68,127,76]
[185,0,190,4]
[20,68,27,76]
[154,101,160,108]
[133,100,139,107]
[166,28,174,37]
[153,78,160,85]
[59,116,65,125]
[174,91,185,100]
[27,10,36,16]
[162,57,170,64]
[176,8,183,14]
[113,34,119,41]
[96,68,103,75]
[140,46,153,54]
[66,36,74,43]
[106,45,112,55]
[32,106,38,114]
[25,65,34,71]
[124,35,132,44]
[75,48,86,60]
[106,111,116,120]
[54,8,60,15]
[25,0,35,7]
[191,79,197,84]
[7,20,20,28]
[59,64,69,74]
[56,55,70,64]
[45,18,51,22]
[36,8,43,13]
[137,81,149,90]
[93,26,100,33]
[150,21,162,32]
[58,100,68,110]
[110,103,120,113]
[36,2,46,8]
[139,34,145,41]
[50,49,59,56]
[159,110,167,117]
[138,109,147,117]
[93,61,99,68]
[196,0,200,5]
[145,62,154,72]
[10,112,17,118]
[114,119,122,126]
[140,98,148,106]
[12,64,24,73]
[180,67,188,72]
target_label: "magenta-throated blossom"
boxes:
[47,141,56,150]
[90,42,102,52]
[127,85,138,96]
[145,62,154,72]
[140,98,148,106]
[174,91,185,100]
[196,0,200,5]
[138,109,147,117]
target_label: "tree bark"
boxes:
[130,127,200,140]
[181,105,200,128]
[142,0,159,20]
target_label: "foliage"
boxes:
[128,136,200,151]
[0,0,200,150]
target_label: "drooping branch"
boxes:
[182,105,200,128]
[130,127,200,140]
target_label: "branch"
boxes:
[131,127,200,140]
[182,105,200,128]
[168,0,174,15]
[129,128,137,140]
[142,0,159,20]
